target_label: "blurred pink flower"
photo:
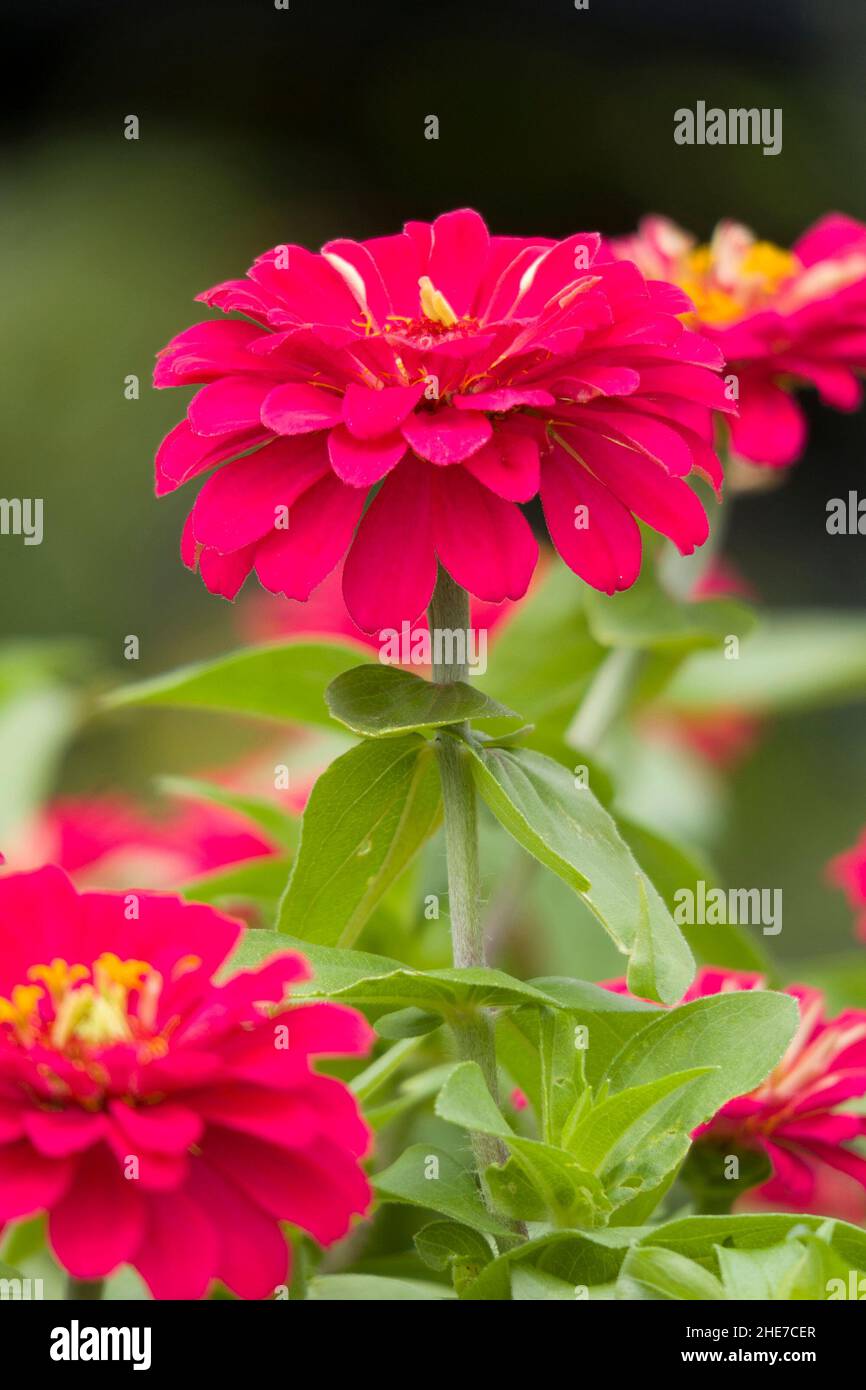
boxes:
[5,795,276,892]
[614,213,866,467]
[606,967,866,1221]
[155,208,732,630]
[0,867,374,1298]
[828,828,866,940]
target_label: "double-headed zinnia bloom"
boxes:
[155,208,733,631]
[614,213,866,467]
[608,967,866,1221]
[0,868,373,1298]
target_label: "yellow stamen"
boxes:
[418,275,458,327]
[28,959,90,999]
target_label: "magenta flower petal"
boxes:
[463,427,541,502]
[328,424,408,486]
[191,1160,289,1300]
[155,420,267,497]
[401,406,492,465]
[198,544,256,600]
[541,441,642,592]
[342,381,425,439]
[48,1145,145,1279]
[343,459,436,631]
[192,437,329,551]
[254,472,366,599]
[260,383,344,435]
[432,467,538,601]
[728,378,807,466]
[564,426,709,554]
[451,387,556,412]
[23,1108,106,1158]
[426,208,490,317]
[134,1189,219,1300]
[0,1140,73,1220]
[154,319,273,388]
[188,377,278,437]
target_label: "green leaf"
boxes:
[276,735,441,946]
[584,563,754,653]
[374,1008,442,1039]
[662,612,866,713]
[277,937,567,1016]
[618,816,771,973]
[157,775,299,852]
[600,990,798,1199]
[307,1274,455,1301]
[414,1222,494,1294]
[459,1226,642,1301]
[436,1063,611,1228]
[0,686,81,839]
[103,640,370,727]
[510,1267,580,1300]
[616,1245,725,1300]
[183,858,294,928]
[325,664,524,739]
[467,743,694,1003]
[563,1068,712,1172]
[646,1211,866,1272]
[373,1144,514,1238]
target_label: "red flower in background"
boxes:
[607,967,866,1222]
[155,208,733,631]
[0,868,373,1298]
[614,213,866,467]
[828,828,866,940]
[5,795,276,892]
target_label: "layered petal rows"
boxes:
[154,209,734,630]
[0,868,373,1298]
[614,213,866,467]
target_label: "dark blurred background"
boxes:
[0,0,864,962]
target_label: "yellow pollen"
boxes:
[677,238,802,326]
[28,958,90,998]
[739,241,799,290]
[418,275,459,327]
[0,954,158,1051]
[0,984,44,1026]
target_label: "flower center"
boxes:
[677,239,801,326]
[0,953,164,1050]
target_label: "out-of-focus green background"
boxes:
[1,0,864,964]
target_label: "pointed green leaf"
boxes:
[326,664,524,739]
[276,735,441,946]
[467,743,694,1002]
[373,1144,513,1238]
[104,640,370,727]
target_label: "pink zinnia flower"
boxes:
[606,967,866,1221]
[0,868,373,1298]
[614,213,866,467]
[5,795,276,891]
[828,828,866,940]
[155,208,732,631]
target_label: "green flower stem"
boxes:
[427,568,515,1195]
[66,1277,105,1300]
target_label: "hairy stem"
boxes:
[427,568,518,1205]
